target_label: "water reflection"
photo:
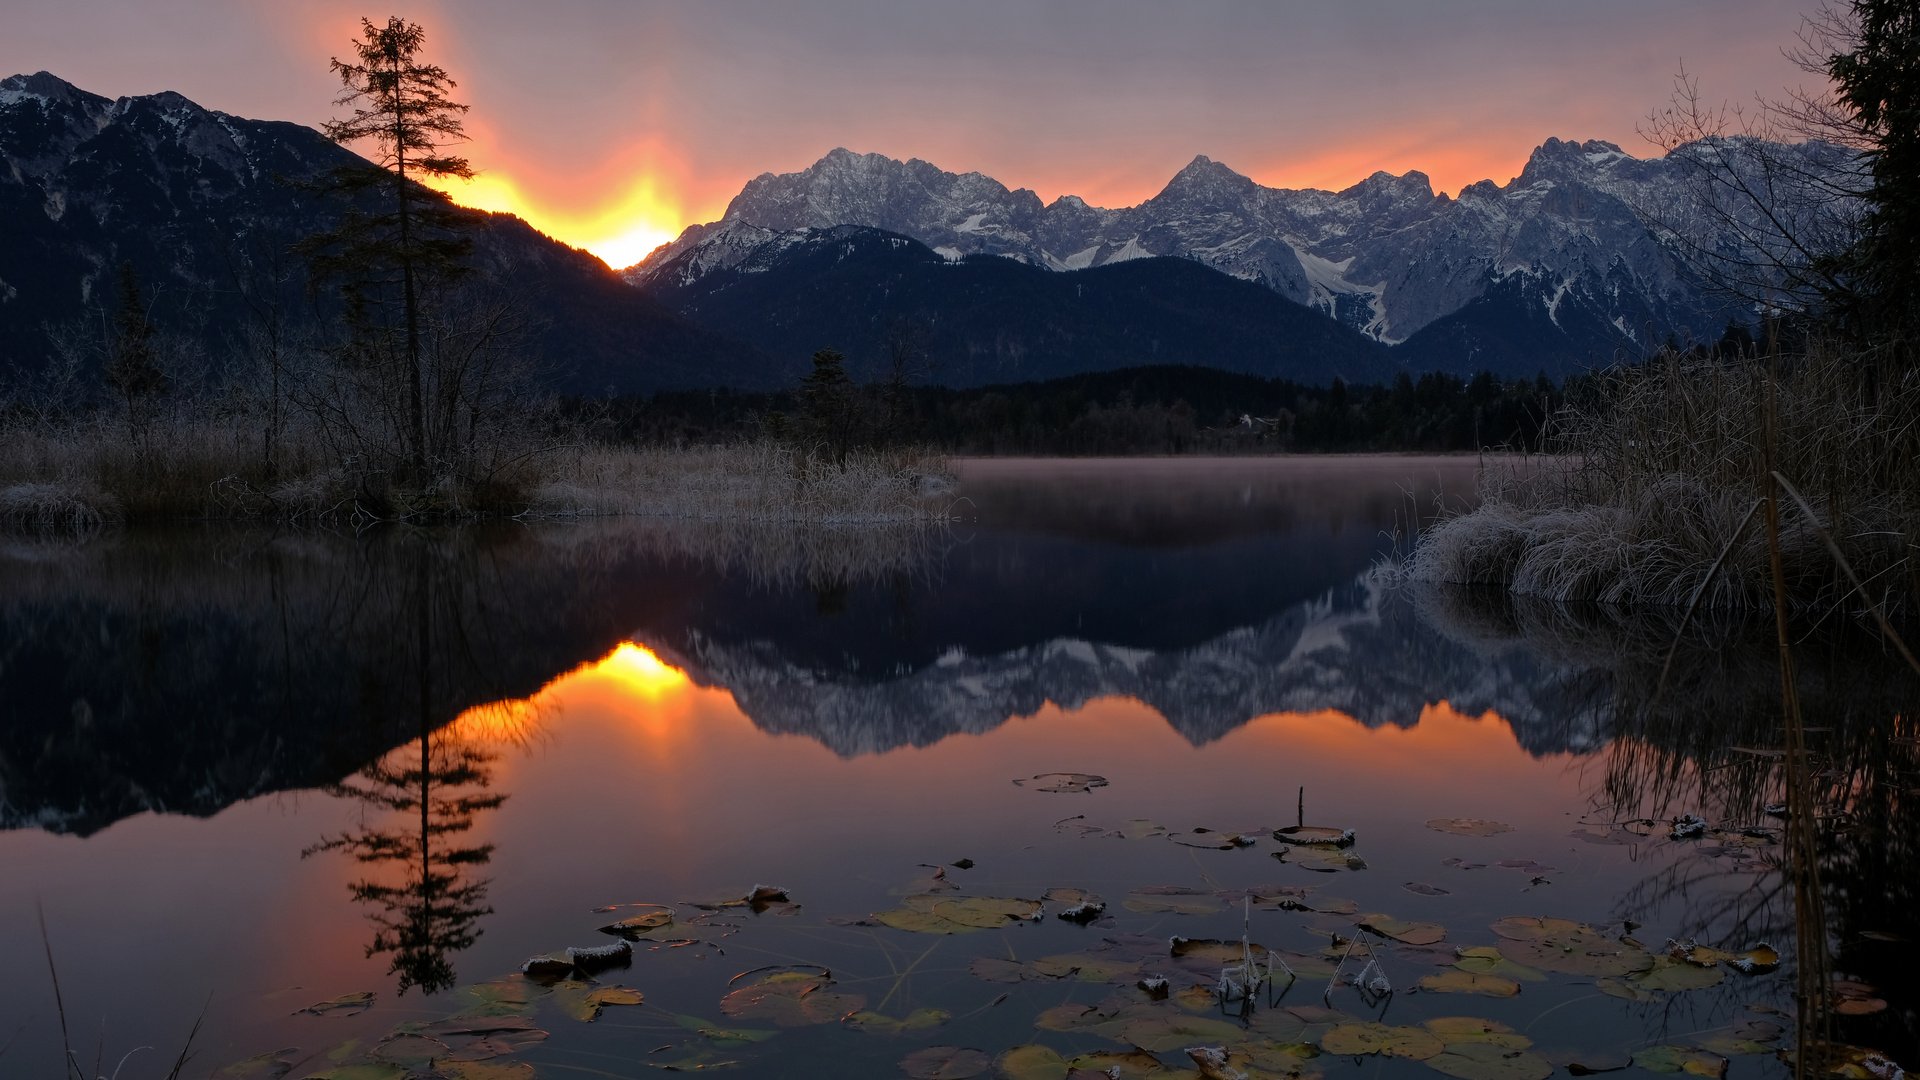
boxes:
[1,458,1914,1076]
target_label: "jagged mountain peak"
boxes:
[0,71,107,107]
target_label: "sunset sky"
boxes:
[7,0,1819,268]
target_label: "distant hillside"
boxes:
[0,71,767,394]
[631,222,1398,387]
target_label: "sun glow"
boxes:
[589,641,693,699]
[427,169,683,269]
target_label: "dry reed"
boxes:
[1406,345,1920,613]
[0,412,955,530]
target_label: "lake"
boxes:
[1,456,1912,1080]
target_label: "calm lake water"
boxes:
[1,456,1912,1080]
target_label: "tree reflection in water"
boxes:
[304,723,506,994]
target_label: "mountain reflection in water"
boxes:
[0,457,1913,1077]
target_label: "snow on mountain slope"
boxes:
[631,139,1769,355]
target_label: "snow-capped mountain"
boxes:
[632,141,1752,373]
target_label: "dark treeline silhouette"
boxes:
[576,363,1567,455]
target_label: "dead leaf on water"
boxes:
[1124,886,1225,916]
[1320,1023,1444,1060]
[1405,882,1450,896]
[902,1046,993,1080]
[1015,773,1109,793]
[1728,944,1781,974]
[1441,858,1487,870]
[1833,979,1888,1015]
[299,991,376,1016]
[1426,819,1514,837]
[1358,914,1446,945]
[1426,1042,1554,1080]
[1544,1051,1630,1075]
[1633,1047,1728,1078]
[1416,972,1521,997]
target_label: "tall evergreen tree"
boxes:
[300,16,477,477]
[1828,0,1920,349]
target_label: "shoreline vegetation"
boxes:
[1404,343,1920,615]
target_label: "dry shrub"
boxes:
[1408,345,1920,612]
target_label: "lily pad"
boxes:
[1031,954,1140,983]
[933,896,1043,928]
[1280,846,1368,873]
[1322,1023,1444,1059]
[1426,818,1514,837]
[845,1008,950,1035]
[1452,947,1546,982]
[1595,977,1659,1002]
[1416,971,1521,997]
[598,904,676,938]
[1633,1047,1727,1078]
[1405,882,1451,896]
[1833,979,1888,1015]
[673,1014,779,1047]
[299,991,376,1016]
[304,1067,405,1080]
[1489,917,1653,977]
[1171,828,1259,849]
[210,1050,299,1080]
[719,966,865,1026]
[454,978,543,1018]
[1423,1019,1529,1049]
[1121,1013,1250,1052]
[1070,1049,1181,1079]
[903,1046,993,1079]
[1120,820,1169,839]
[1042,887,1103,905]
[1630,956,1727,992]
[875,907,977,934]
[371,1034,451,1066]
[1015,773,1109,793]
[1124,886,1225,916]
[1273,826,1355,846]
[1426,1042,1554,1080]
[1359,914,1445,945]
[997,1045,1069,1080]
[1493,860,1555,875]
[970,957,1053,984]
[1570,826,1633,845]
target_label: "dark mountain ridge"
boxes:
[0,71,767,394]
[637,223,1398,387]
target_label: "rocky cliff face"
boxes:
[632,140,1767,372]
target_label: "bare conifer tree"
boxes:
[300,16,477,479]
